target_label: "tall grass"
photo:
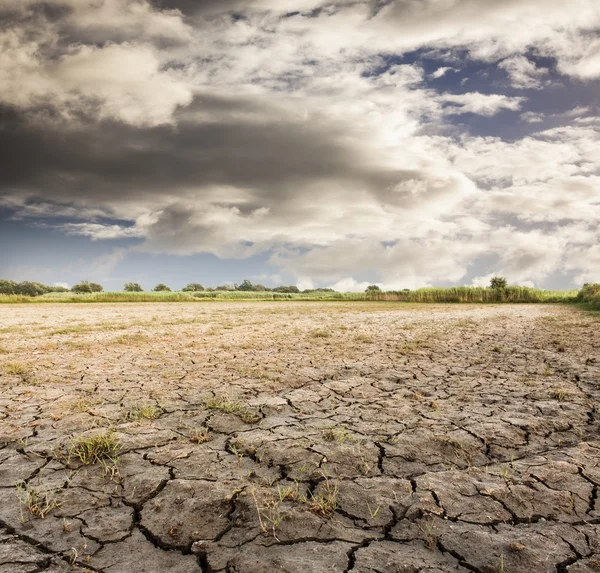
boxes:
[365,286,579,303]
[0,286,583,304]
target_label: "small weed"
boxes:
[16,482,60,519]
[366,501,381,519]
[543,364,553,376]
[303,479,339,517]
[508,541,526,552]
[250,489,286,539]
[277,483,301,502]
[189,427,210,444]
[551,389,571,402]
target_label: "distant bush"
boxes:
[71,281,103,294]
[124,282,143,292]
[182,283,204,292]
[365,285,381,293]
[273,285,300,293]
[302,288,335,293]
[153,283,172,292]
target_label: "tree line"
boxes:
[0,276,514,297]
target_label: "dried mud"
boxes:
[0,302,599,573]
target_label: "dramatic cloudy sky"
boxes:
[0,0,599,291]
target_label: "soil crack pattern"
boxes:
[1,301,599,572]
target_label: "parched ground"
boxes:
[0,302,599,573]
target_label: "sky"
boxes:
[0,0,599,292]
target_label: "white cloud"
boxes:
[60,223,146,240]
[499,56,549,89]
[430,66,454,79]
[442,92,525,116]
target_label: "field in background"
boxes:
[0,286,583,304]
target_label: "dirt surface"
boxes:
[0,301,599,573]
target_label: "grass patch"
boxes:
[309,329,331,339]
[114,333,149,345]
[69,431,120,466]
[204,396,261,424]
[4,362,34,383]
[124,404,163,422]
[353,333,374,343]
[322,426,356,444]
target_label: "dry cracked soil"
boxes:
[0,301,599,573]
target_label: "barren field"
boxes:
[0,302,599,573]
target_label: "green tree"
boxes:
[490,277,508,289]
[365,285,381,293]
[182,283,204,292]
[0,280,17,295]
[153,283,172,292]
[16,281,49,297]
[89,282,104,293]
[124,282,144,292]
[72,282,93,294]
[237,279,254,291]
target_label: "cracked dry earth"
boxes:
[0,302,599,573]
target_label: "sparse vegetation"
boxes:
[16,482,60,519]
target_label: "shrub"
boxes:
[124,282,144,292]
[88,282,103,293]
[365,285,381,293]
[153,283,172,292]
[182,283,204,292]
